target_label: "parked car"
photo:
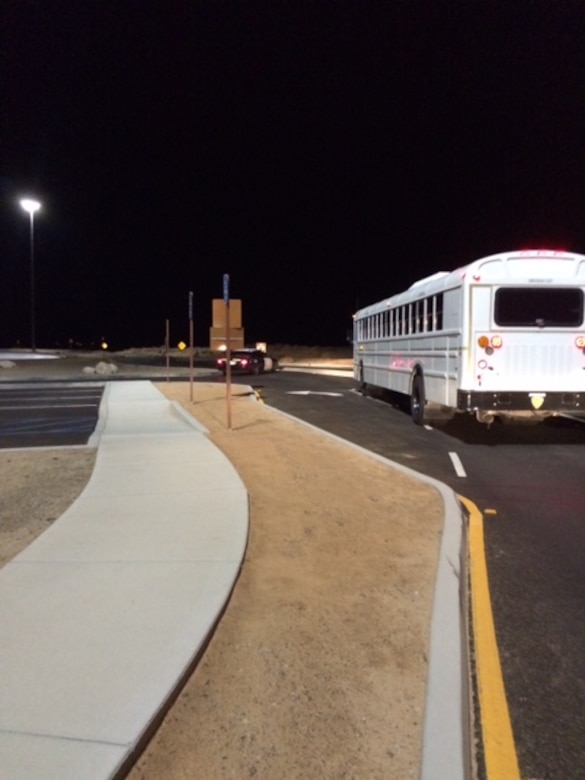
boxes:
[216,348,279,375]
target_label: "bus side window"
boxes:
[434,293,444,330]
[425,297,432,331]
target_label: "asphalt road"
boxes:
[0,382,105,448]
[2,362,585,778]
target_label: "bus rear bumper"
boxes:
[457,390,585,416]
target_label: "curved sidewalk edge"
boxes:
[0,381,249,780]
[261,405,470,780]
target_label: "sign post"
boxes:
[165,318,170,382]
[223,273,232,430]
[188,291,194,403]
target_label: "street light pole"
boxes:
[19,198,41,352]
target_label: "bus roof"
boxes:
[355,249,585,317]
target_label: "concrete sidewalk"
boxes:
[0,381,249,780]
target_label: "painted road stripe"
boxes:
[0,404,99,410]
[459,495,520,780]
[449,451,467,477]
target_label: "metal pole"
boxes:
[223,273,232,429]
[189,291,194,403]
[19,199,41,351]
[29,212,36,352]
[226,296,232,430]
[165,318,170,382]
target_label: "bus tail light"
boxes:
[477,335,503,354]
[576,336,585,351]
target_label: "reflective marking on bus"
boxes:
[459,495,521,780]
[449,451,467,477]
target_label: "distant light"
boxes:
[20,198,41,215]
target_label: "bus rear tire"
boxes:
[358,361,368,395]
[410,374,426,425]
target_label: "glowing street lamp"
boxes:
[19,198,41,351]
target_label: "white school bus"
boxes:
[353,249,585,425]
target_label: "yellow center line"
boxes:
[459,495,521,780]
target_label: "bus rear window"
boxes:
[494,287,583,327]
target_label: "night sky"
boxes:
[3,2,585,350]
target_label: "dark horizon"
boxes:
[3,3,585,350]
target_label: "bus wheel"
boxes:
[359,361,367,395]
[410,374,426,425]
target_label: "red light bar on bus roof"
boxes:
[518,248,567,254]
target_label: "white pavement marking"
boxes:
[448,451,467,477]
[281,366,353,377]
[0,382,105,390]
[0,404,99,411]
[285,390,343,397]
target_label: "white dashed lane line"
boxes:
[449,451,467,477]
